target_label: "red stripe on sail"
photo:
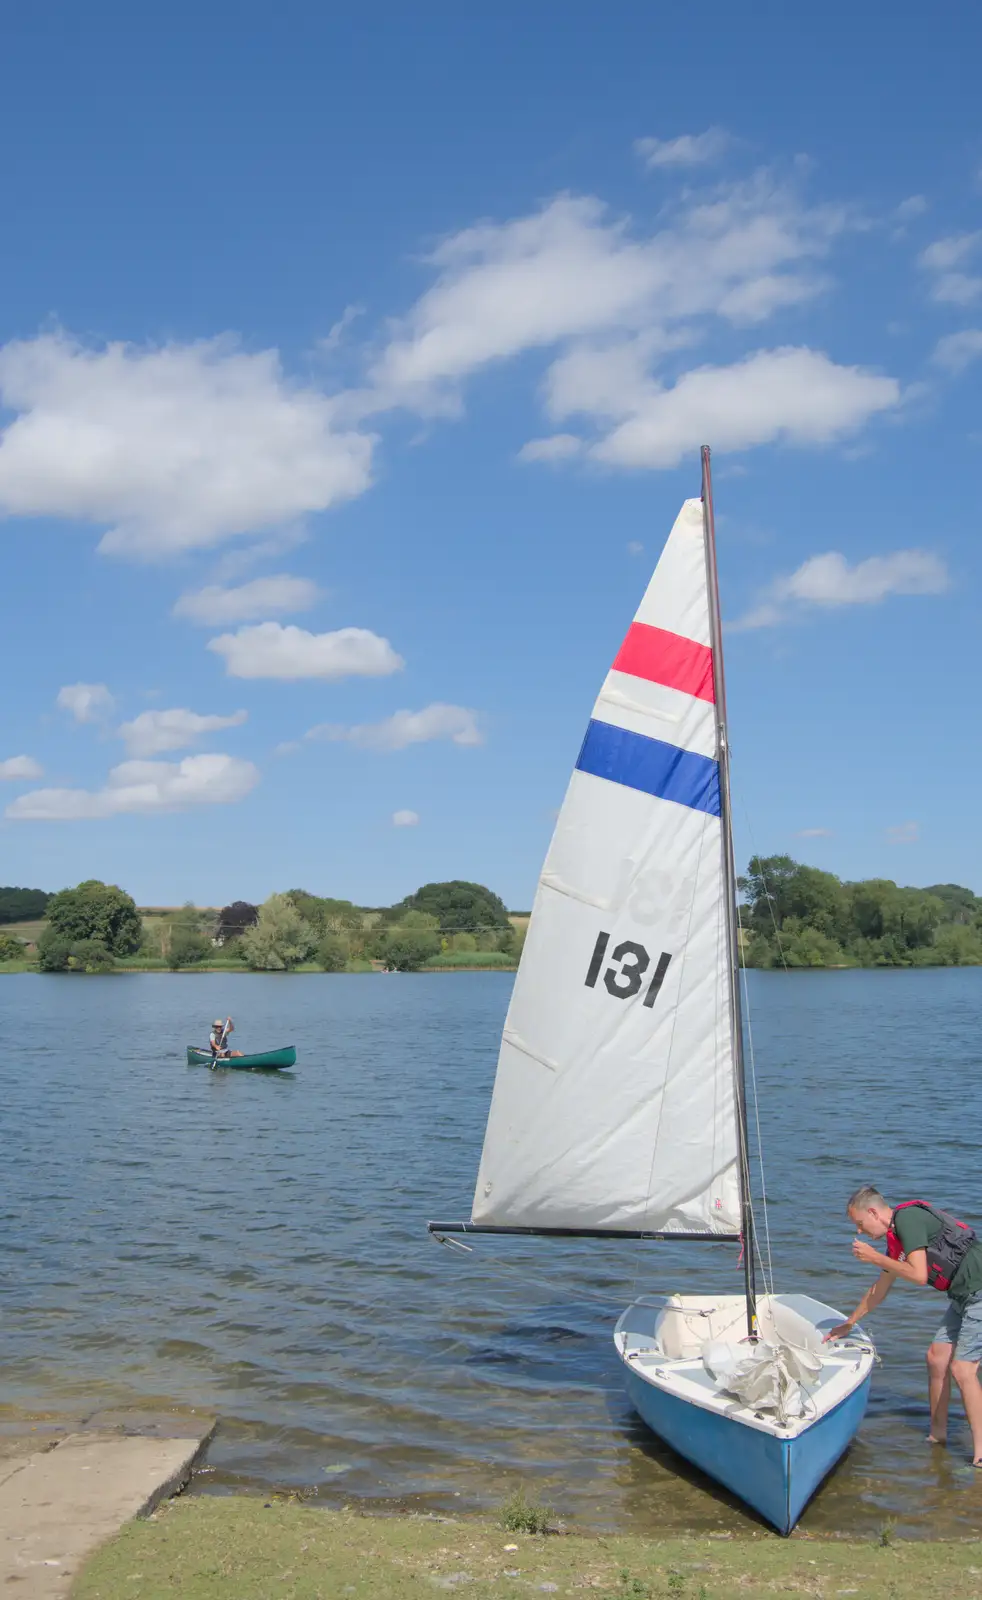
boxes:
[612,623,715,703]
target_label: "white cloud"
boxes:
[886,821,919,845]
[57,682,115,723]
[930,275,982,307]
[794,827,833,838]
[544,334,670,420]
[0,333,373,558]
[919,233,982,305]
[895,195,928,222]
[392,809,419,827]
[627,540,644,555]
[932,329,982,373]
[368,180,849,411]
[780,549,948,603]
[733,548,949,629]
[0,755,43,780]
[173,575,321,624]
[635,129,730,169]
[584,347,900,470]
[307,703,482,750]
[920,233,980,271]
[517,433,583,463]
[6,753,259,821]
[318,303,365,354]
[208,621,403,681]
[209,524,309,583]
[118,707,248,757]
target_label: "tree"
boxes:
[779,925,850,969]
[739,856,846,942]
[66,938,114,974]
[379,928,440,971]
[168,926,211,968]
[37,932,73,971]
[917,925,982,966]
[239,894,317,971]
[0,886,50,924]
[399,910,439,931]
[285,891,363,937]
[739,854,979,969]
[217,900,259,941]
[0,933,25,962]
[922,884,981,925]
[44,880,142,955]
[318,933,350,972]
[386,880,510,934]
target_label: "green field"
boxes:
[0,917,46,942]
[75,1497,982,1600]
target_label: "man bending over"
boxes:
[826,1184,982,1465]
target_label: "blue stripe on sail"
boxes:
[575,719,720,817]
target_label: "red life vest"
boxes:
[886,1200,976,1293]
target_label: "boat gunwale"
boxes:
[185,1044,296,1069]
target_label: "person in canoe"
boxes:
[209,1017,243,1060]
[825,1185,982,1464]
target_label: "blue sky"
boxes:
[1,2,980,907]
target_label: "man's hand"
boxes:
[852,1238,882,1267]
[823,1321,855,1343]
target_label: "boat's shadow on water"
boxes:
[194,1068,299,1083]
[460,1302,774,1531]
[482,1304,897,1537]
[614,1405,777,1532]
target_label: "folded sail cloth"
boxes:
[702,1339,823,1423]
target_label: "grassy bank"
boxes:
[75,1498,982,1600]
[0,954,519,975]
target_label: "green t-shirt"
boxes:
[893,1204,982,1308]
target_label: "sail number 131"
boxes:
[584,932,672,1008]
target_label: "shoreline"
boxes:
[5,960,982,975]
[0,962,519,975]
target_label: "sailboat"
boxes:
[429,448,875,1535]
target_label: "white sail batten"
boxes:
[472,498,740,1235]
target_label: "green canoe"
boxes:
[186,1045,296,1070]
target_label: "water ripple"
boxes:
[2,967,982,1536]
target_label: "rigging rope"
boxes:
[734,790,778,1300]
[740,960,775,1299]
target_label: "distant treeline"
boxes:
[0,878,524,973]
[0,886,51,924]
[740,856,982,969]
[10,860,980,975]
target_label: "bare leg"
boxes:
[926,1341,953,1444]
[950,1359,982,1463]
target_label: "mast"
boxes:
[700,445,758,1339]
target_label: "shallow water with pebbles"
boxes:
[2,967,981,1536]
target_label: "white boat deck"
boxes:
[616,1292,875,1440]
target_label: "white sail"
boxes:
[473,498,740,1235]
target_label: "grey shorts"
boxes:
[933,1295,982,1363]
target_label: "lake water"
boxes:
[2,967,981,1537]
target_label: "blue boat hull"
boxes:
[622,1362,871,1534]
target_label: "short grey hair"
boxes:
[847,1184,889,1214]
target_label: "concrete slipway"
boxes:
[0,1410,215,1598]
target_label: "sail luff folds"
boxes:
[472,499,740,1236]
